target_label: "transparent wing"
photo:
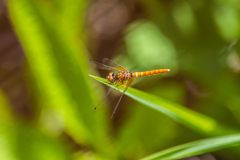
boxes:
[88,60,123,71]
[102,58,128,71]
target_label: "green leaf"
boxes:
[0,93,73,160]
[9,0,88,142]
[89,75,238,136]
[0,92,17,160]
[15,124,73,160]
[8,0,112,156]
[141,133,240,160]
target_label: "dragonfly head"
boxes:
[107,72,115,83]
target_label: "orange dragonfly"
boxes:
[89,58,170,118]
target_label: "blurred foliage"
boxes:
[1,0,240,159]
[142,133,240,160]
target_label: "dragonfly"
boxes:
[89,58,170,118]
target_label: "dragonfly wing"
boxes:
[88,60,122,71]
[102,58,127,71]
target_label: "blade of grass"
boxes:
[9,0,112,156]
[89,75,238,136]
[0,92,73,160]
[9,0,89,143]
[15,124,73,160]
[0,92,17,160]
[141,133,240,160]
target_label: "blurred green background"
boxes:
[1,0,240,159]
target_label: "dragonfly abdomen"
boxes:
[132,69,170,78]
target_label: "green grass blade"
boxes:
[15,124,73,160]
[9,0,111,155]
[9,0,88,142]
[141,133,240,160]
[0,92,73,160]
[0,92,17,160]
[89,75,238,136]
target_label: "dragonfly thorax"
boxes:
[120,71,132,78]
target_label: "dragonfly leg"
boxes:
[111,78,135,118]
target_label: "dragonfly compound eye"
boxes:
[107,72,114,83]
